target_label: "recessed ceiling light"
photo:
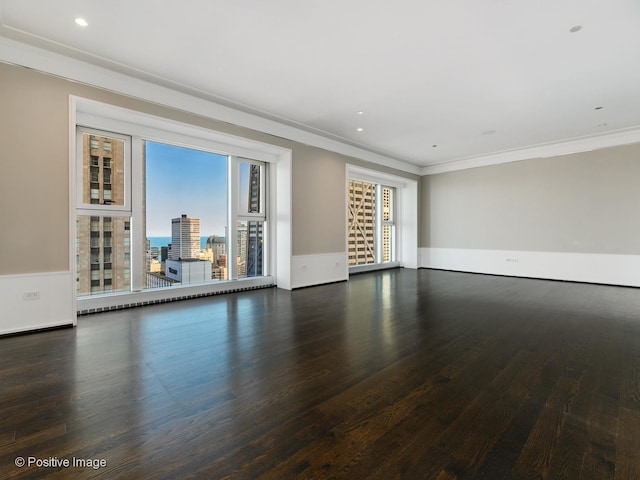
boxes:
[356,111,364,115]
[570,25,582,33]
[75,17,88,27]
[356,128,364,132]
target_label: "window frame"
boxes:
[76,127,132,215]
[346,164,417,274]
[228,156,268,280]
[76,127,133,297]
[79,135,270,291]
[347,179,397,267]
[71,96,293,311]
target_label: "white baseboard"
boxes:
[420,247,640,287]
[291,253,348,289]
[0,271,76,335]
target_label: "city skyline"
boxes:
[146,141,228,237]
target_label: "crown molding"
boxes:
[5,34,638,179]
[421,127,640,175]
[0,35,421,176]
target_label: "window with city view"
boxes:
[348,179,395,266]
[145,141,229,287]
[145,143,266,288]
[76,129,267,297]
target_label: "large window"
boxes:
[76,128,268,297]
[348,179,396,266]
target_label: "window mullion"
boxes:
[130,136,145,291]
[228,156,239,280]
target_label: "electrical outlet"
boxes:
[23,291,41,301]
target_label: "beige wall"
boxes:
[1,64,70,273]
[420,143,640,255]
[0,62,416,275]
[290,145,346,255]
[5,62,638,280]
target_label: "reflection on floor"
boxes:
[2,268,640,479]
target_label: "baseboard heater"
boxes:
[77,277,275,315]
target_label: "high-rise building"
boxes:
[165,258,212,284]
[243,164,264,277]
[347,180,394,265]
[166,214,211,284]
[170,214,200,260]
[205,235,226,262]
[236,222,248,277]
[348,179,376,265]
[76,134,131,296]
[381,186,392,263]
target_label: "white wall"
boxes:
[421,248,640,287]
[291,253,348,289]
[0,272,76,335]
[421,143,640,287]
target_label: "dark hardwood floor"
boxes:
[2,268,640,479]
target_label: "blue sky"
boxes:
[146,141,228,237]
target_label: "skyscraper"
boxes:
[347,180,394,265]
[205,235,226,263]
[348,179,376,265]
[170,214,200,260]
[76,133,131,296]
[246,164,263,276]
[237,222,248,278]
[166,215,211,284]
[381,186,393,263]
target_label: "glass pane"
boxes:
[145,141,229,288]
[236,220,264,278]
[382,186,393,222]
[239,162,263,214]
[82,133,125,207]
[382,224,395,263]
[348,180,376,265]
[207,236,228,281]
[76,215,131,296]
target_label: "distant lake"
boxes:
[147,236,211,250]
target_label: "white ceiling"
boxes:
[2,0,640,171]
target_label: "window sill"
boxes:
[77,276,275,315]
[349,262,401,275]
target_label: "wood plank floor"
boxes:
[2,268,640,479]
